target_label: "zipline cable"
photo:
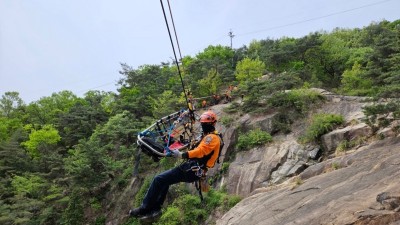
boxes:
[236,0,395,37]
[167,0,184,63]
[159,0,190,110]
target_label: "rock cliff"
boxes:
[217,137,400,225]
[215,90,400,225]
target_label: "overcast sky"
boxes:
[1,0,399,103]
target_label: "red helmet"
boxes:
[200,110,217,123]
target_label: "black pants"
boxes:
[141,161,200,211]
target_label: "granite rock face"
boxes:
[216,90,400,225]
[217,137,400,225]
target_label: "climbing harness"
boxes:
[183,160,209,201]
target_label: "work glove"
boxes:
[171,149,182,158]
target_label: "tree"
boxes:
[0,91,24,118]
[363,20,400,97]
[249,39,276,67]
[11,174,46,198]
[64,111,141,189]
[198,68,223,96]
[24,91,80,125]
[0,130,32,177]
[61,189,85,225]
[196,45,234,63]
[304,33,351,88]
[269,37,298,71]
[235,58,266,83]
[0,117,23,143]
[116,86,152,118]
[196,45,235,83]
[117,63,178,118]
[340,62,373,95]
[150,90,182,119]
[247,40,262,59]
[22,124,61,158]
[57,92,110,148]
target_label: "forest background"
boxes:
[0,19,399,225]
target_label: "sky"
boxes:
[0,0,399,103]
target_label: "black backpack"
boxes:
[216,132,224,163]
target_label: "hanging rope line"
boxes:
[159,0,190,110]
[135,1,200,163]
[166,0,184,63]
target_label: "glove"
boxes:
[171,149,182,158]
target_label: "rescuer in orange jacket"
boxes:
[129,110,222,220]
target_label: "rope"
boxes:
[159,0,190,110]
[166,0,183,63]
[159,0,196,149]
[133,146,142,177]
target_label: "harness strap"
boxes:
[183,160,206,201]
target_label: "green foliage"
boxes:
[56,92,110,148]
[90,197,102,210]
[158,189,242,225]
[0,117,23,143]
[236,128,272,150]
[61,189,85,225]
[185,45,235,89]
[268,89,325,114]
[220,115,234,126]
[64,142,100,187]
[204,189,241,212]
[159,157,177,171]
[377,85,400,98]
[150,90,181,119]
[362,102,400,133]
[196,45,234,62]
[336,137,366,154]
[235,58,266,83]
[22,124,61,158]
[24,90,80,125]
[65,110,142,189]
[172,194,206,225]
[226,195,242,209]
[198,68,223,96]
[270,112,293,134]
[316,33,351,87]
[0,91,24,118]
[301,113,345,143]
[94,216,106,225]
[135,176,153,207]
[43,184,64,202]
[221,162,230,174]
[340,62,374,96]
[332,162,340,170]
[241,72,303,113]
[0,133,32,177]
[117,63,180,118]
[155,206,182,225]
[1,19,400,225]
[11,174,46,198]
[223,102,240,114]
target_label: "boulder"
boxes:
[226,136,313,197]
[321,123,372,153]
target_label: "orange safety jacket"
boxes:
[184,132,221,168]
